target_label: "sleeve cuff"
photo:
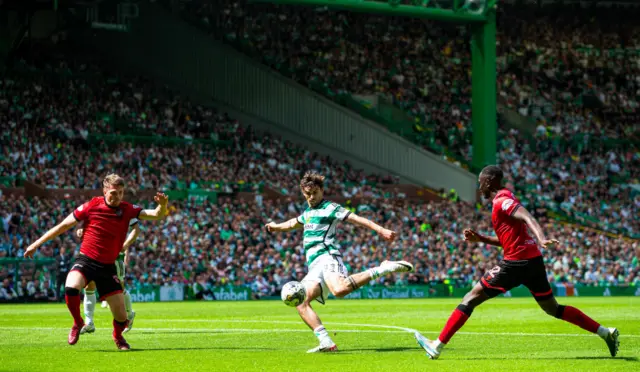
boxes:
[509,204,521,217]
[72,211,81,222]
[342,211,352,221]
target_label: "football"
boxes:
[281,281,306,307]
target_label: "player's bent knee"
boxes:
[296,301,312,313]
[331,281,351,298]
[551,304,565,318]
[65,272,85,289]
[535,297,560,317]
[461,287,487,308]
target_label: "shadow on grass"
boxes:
[135,331,233,335]
[336,346,420,354]
[94,346,278,352]
[458,356,638,362]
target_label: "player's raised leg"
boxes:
[64,270,87,345]
[324,258,414,298]
[415,282,490,359]
[296,282,337,353]
[81,281,97,334]
[105,292,130,351]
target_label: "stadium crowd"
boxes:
[1,192,638,302]
[1,2,640,302]
[0,59,398,197]
[177,0,640,237]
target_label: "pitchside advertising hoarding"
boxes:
[127,284,185,302]
[116,284,640,303]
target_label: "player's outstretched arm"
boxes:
[512,207,559,248]
[139,192,169,221]
[265,218,302,233]
[24,213,78,258]
[346,214,396,242]
[463,229,501,246]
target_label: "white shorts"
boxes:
[301,254,349,305]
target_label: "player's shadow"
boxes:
[340,346,418,353]
[135,331,231,335]
[95,346,278,353]
[574,356,638,362]
[460,356,638,362]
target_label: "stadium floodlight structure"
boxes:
[248,0,497,171]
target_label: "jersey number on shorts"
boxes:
[487,266,501,279]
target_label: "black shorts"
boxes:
[70,255,123,301]
[479,256,553,301]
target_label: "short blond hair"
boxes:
[103,173,125,188]
[300,171,325,190]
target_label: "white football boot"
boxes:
[414,332,441,360]
[380,260,414,273]
[80,322,96,335]
[123,311,136,333]
[307,340,338,353]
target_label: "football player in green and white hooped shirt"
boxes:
[77,218,140,334]
[266,171,414,353]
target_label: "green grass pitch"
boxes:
[0,297,638,371]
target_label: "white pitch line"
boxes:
[0,327,405,334]
[139,319,640,338]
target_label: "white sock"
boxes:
[596,326,610,339]
[123,290,133,318]
[313,326,333,345]
[84,290,96,324]
[434,338,444,352]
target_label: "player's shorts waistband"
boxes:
[501,254,544,265]
[78,252,116,266]
[503,246,542,261]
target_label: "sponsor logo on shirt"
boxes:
[501,199,514,212]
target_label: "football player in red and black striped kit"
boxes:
[25,174,168,350]
[415,165,619,359]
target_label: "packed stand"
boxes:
[0,55,398,197]
[498,4,640,139]
[1,193,638,302]
[186,0,640,140]
[175,0,640,236]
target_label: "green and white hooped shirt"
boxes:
[296,200,351,265]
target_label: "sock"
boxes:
[438,304,474,344]
[313,326,333,345]
[113,319,128,339]
[123,290,133,318]
[556,305,600,334]
[596,326,610,339]
[84,290,96,324]
[65,287,84,327]
[433,339,444,352]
